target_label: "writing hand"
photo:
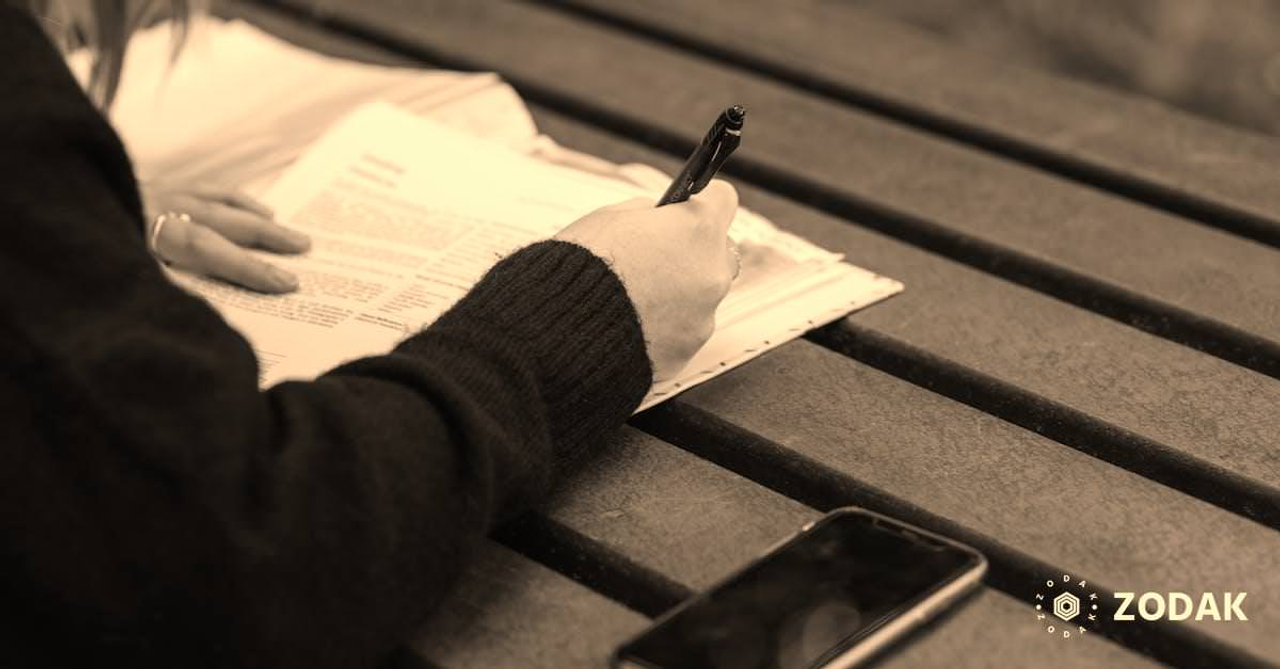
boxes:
[556,180,739,381]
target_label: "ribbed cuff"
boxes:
[403,240,652,466]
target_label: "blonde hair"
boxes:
[25,0,200,108]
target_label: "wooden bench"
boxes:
[226,2,1280,666]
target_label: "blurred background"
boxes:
[853,0,1280,137]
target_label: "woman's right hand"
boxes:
[555,180,739,382]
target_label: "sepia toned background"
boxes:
[855,0,1280,137]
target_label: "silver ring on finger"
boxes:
[148,211,191,264]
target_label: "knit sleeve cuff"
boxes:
[398,240,652,465]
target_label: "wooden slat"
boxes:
[458,0,1280,510]
[257,0,1280,523]
[879,590,1155,669]
[551,0,1280,249]
[232,0,1280,660]
[534,428,1156,668]
[409,543,646,668]
[220,7,1156,666]
[527,110,1280,664]
[276,0,1280,382]
[659,342,1280,660]
[212,3,1269,665]
[232,3,1280,517]
[542,430,818,591]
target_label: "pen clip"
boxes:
[691,129,740,194]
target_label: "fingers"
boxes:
[687,181,740,285]
[144,184,308,293]
[688,179,739,236]
[187,199,311,254]
[156,216,300,294]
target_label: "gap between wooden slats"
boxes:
[532,0,1280,252]
[630,403,1269,669]
[223,5,1280,664]
[253,0,1280,387]
[493,513,693,618]
[806,321,1280,531]
[247,0,1280,536]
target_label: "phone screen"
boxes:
[615,511,983,669]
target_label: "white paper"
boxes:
[168,102,902,407]
[78,18,538,190]
[103,18,904,408]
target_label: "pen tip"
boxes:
[725,105,746,128]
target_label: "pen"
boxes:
[657,105,745,206]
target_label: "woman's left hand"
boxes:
[142,182,312,293]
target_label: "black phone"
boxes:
[611,507,986,669]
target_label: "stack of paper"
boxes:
[100,19,903,409]
[74,19,540,193]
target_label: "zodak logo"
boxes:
[1113,592,1248,622]
[1034,573,1249,640]
[1035,574,1098,639]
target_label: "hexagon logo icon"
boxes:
[1053,592,1081,622]
[1035,573,1098,639]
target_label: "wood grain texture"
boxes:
[878,590,1159,669]
[225,0,1274,660]
[675,341,1280,659]
[526,110,1280,663]
[534,428,1155,667]
[219,6,1157,666]
[274,0,1280,368]
[533,91,1280,513]
[409,543,646,668]
[550,0,1280,249]
[253,0,1280,511]
[543,428,819,591]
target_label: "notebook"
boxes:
[100,19,903,409]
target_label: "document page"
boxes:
[105,17,903,407]
[82,18,539,190]
[171,101,902,406]
[171,101,644,384]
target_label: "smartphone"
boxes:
[611,507,986,669]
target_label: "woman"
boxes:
[0,1,739,667]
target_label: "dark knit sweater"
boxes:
[0,5,652,668]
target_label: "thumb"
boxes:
[689,179,739,236]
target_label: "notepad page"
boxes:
[75,18,539,189]
[92,17,903,405]
[170,101,646,384]
[169,102,902,405]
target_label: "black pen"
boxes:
[657,105,745,206]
